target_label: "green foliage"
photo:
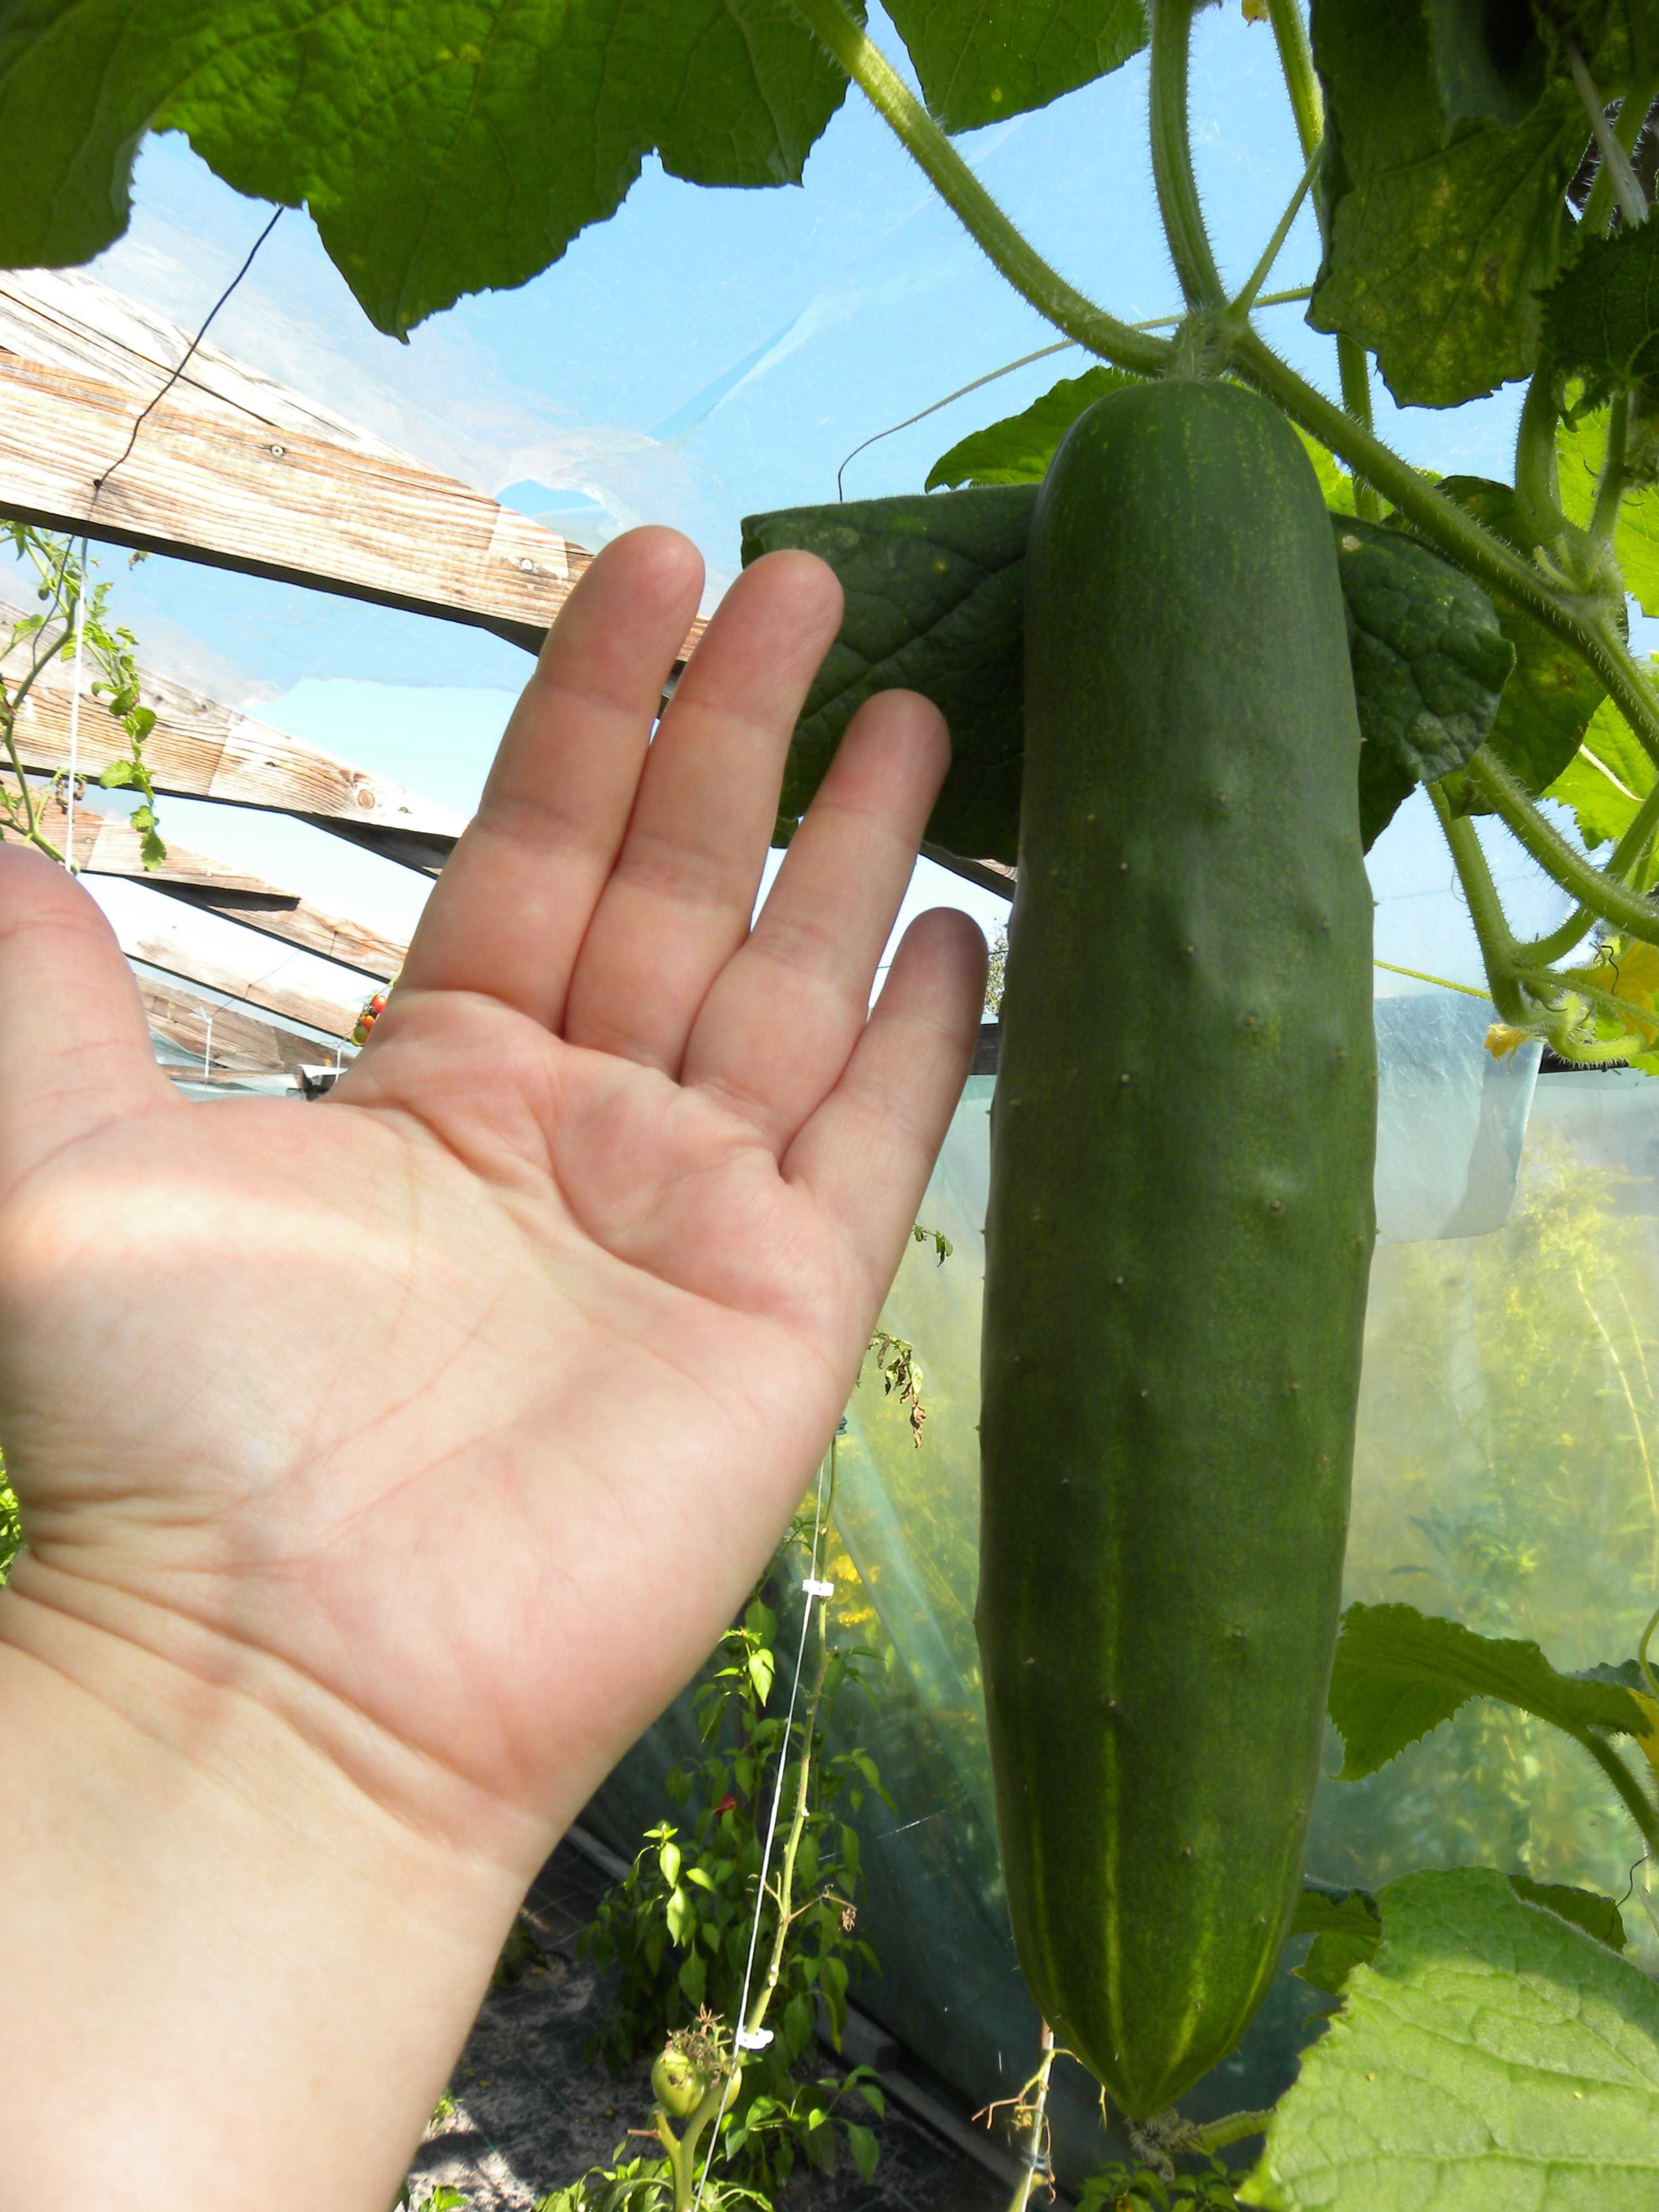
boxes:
[1291,1871,1626,1998]
[0,1449,20,1585]
[1076,2159,1242,2209]
[1327,1599,1652,1780]
[1,525,164,866]
[926,365,1142,488]
[1241,1869,1659,2209]
[1546,684,1659,864]
[1331,514,1514,846]
[742,489,1031,865]
[578,1579,887,2195]
[0,0,1147,338]
[1543,217,1659,400]
[1556,397,1659,617]
[1310,0,1585,405]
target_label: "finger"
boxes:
[0,845,174,1207]
[681,688,951,1151]
[561,551,843,1072]
[395,528,704,1025]
[784,909,985,1310]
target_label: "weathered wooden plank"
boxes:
[90,880,364,1040]
[138,972,340,1077]
[0,268,705,664]
[8,640,469,842]
[24,796,410,979]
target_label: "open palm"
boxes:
[0,530,983,1875]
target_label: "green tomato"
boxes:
[651,2046,708,2120]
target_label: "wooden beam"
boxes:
[89,880,364,1040]
[137,972,342,1077]
[7,639,469,848]
[0,268,705,664]
[25,796,410,980]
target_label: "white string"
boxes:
[62,536,88,873]
[693,1447,833,2210]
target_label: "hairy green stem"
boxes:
[1231,143,1320,316]
[1429,782,1531,1022]
[1577,1728,1659,1853]
[1513,965,1659,1060]
[1514,369,1567,544]
[1335,338,1381,520]
[1150,0,1225,309]
[1464,749,1659,948]
[1185,2107,1274,2154]
[1584,82,1657,236]
[1264,0,1321,155]
[1514,739,1659,964]
[1592,390,1631,544]
[785,0,1171,374]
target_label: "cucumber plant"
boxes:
[16,0,1659,2194]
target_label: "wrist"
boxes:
[0,1568,542,2209]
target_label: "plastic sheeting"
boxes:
[585,1001,1659,2178]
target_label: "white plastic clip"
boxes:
[735,2026,774,2051]
[802,1577,834,1600]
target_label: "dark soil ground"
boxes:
[402,1836,1018,2212]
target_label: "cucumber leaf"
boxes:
[885,0,1146,133]
[1242,1869,1659,2212]
[926,366,1142,490]
[1311,0,1585,406]
[741,489,1033,864]
[0,0,860,338]
[1290,1886,1381,1995]
[1544,689,1657,856]
[1332,517,1514,847]
[1288,1875,1625,2000]
[1541,217,1659,400]
[1327,1600,1650,1779]
[745,489,1512,862]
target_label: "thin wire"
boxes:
[693,1448,833,2210]
[92,207,284,504]
[61,536,87,873]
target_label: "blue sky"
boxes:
[6,4,1601,991]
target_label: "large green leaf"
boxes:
[1545,688,1658,857]
[926,366,1142,489]
[1556,400,1659,618]
[885,0,1146,133]
[742,489,1032,863]
[1542,215,1659,398]
[0,0,861,337]
[747,487,1512,862]
[1332,515,1514,846]
[1243,1868,1659,2211]
[1311,0,1584,406]
[1327,1600,1649,1779]
[1431,476,1606,799]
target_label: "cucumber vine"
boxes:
[793,0,1659,1068]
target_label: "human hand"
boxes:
[0,528,985,1869]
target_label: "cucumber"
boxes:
[977,380,1376,2116]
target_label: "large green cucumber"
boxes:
[977,380,1376,2116]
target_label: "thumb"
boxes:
[0,843,173,1204]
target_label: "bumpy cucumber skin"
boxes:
[978,380,1376,2117]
